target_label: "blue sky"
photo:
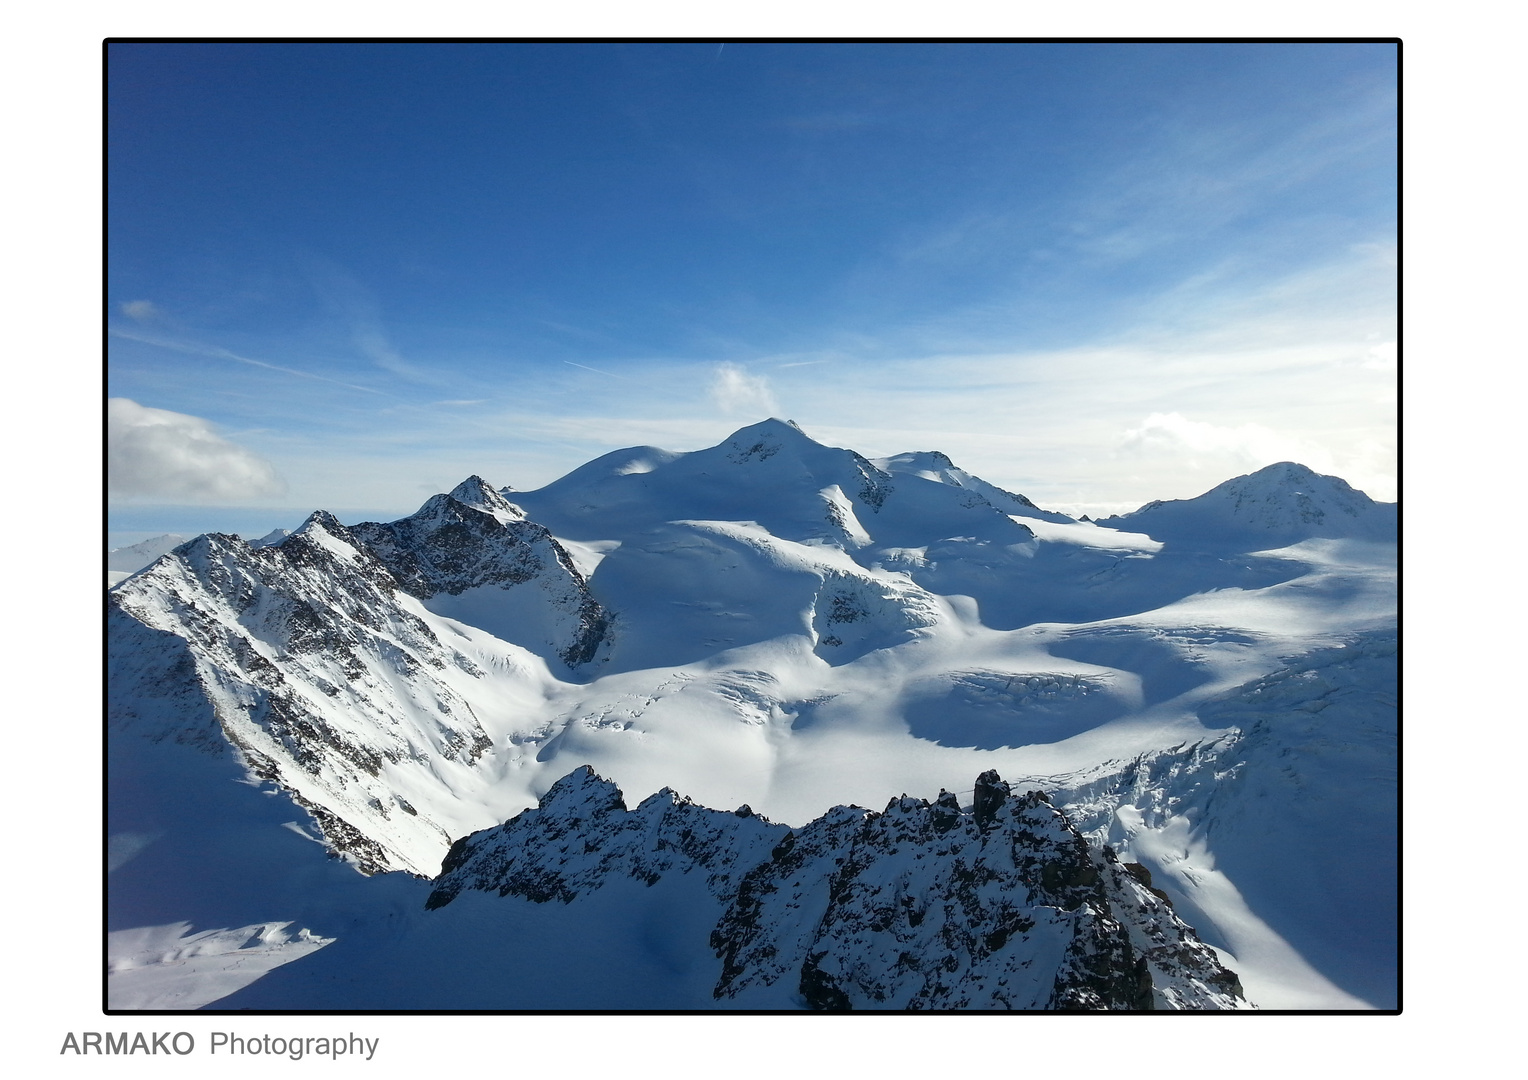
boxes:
[107,42,1397,542]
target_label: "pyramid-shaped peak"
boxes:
[295,509,348,535]
[447,476,525,519]
[538,765,626,814]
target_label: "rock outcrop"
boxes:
[427,766,1247,1011]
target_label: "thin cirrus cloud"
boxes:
[110,328,385,396]
[302,258,437,383]
[108,397,287,502]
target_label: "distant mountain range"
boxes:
[106,419,1396,1011]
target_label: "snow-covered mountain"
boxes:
[418,766,1245,1010]
[106,420,1397,1011]
[107,533,190,586]
[876,449,1075,523]
[109,530,290,587]
[109,490,608,877]
[109,533,191,573]
[1097,461,1397,549]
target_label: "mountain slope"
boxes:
[877,450,1074,523]
[1097,462,1397,549]
[108,501,598,877]
[198,767,1246,1011]
[710,769,1244,1010]
[106,421,1396,1010]
[108,533,191,586]
[514,418,1039,555]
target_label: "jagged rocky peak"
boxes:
[971,766,1012,824]
[426,765,788,910]
[425,764,1246,1010]
[291,508,354,546]
[711,769,1246,1010]
[352,491,579,594]
[108,505,501,878]
[447,475,526,520]
[107,480,613,877]
[345,496,609,666]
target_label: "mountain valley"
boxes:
[106,419,1397,1011]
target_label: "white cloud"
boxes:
[1118,411,1336,475]
[708,362,778,416]
[108,398,287,502]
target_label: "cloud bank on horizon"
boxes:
[107,42,1395,527]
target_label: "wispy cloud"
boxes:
[708,362,778,416]
[303,259,435,382]
[109,398,287,502]
[110,329,386,395]
[120,300,160,322]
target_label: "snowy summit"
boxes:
[107,420,1396,1012]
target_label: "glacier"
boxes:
[106,418,1397,1010]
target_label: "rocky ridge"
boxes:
[108,491,612,876]
[426,766,1247,1010]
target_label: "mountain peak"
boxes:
[738,417,806,436]
[535,764,627,816]
[1231,461,1323,489]
[447,475,525,520]
[295,509,348,536]
[723,417,813,449]
[717,418,836,469]
[1102,461,1395,548]
[878,450,1073,523]
[1210,461,1372,505]
[106,533,192,575]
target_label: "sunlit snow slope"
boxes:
[107,419,1396,1010]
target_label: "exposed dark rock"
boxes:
[423,766,1248,1010]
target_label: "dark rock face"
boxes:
[106,491,614,877]
[972,768,1010,826]
[710,778,1242,1010]
[427,766,1247,1011]
[425,766,788,910]
[349,490,609,667]
[108,516,498,875]
[848,451,894,511]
